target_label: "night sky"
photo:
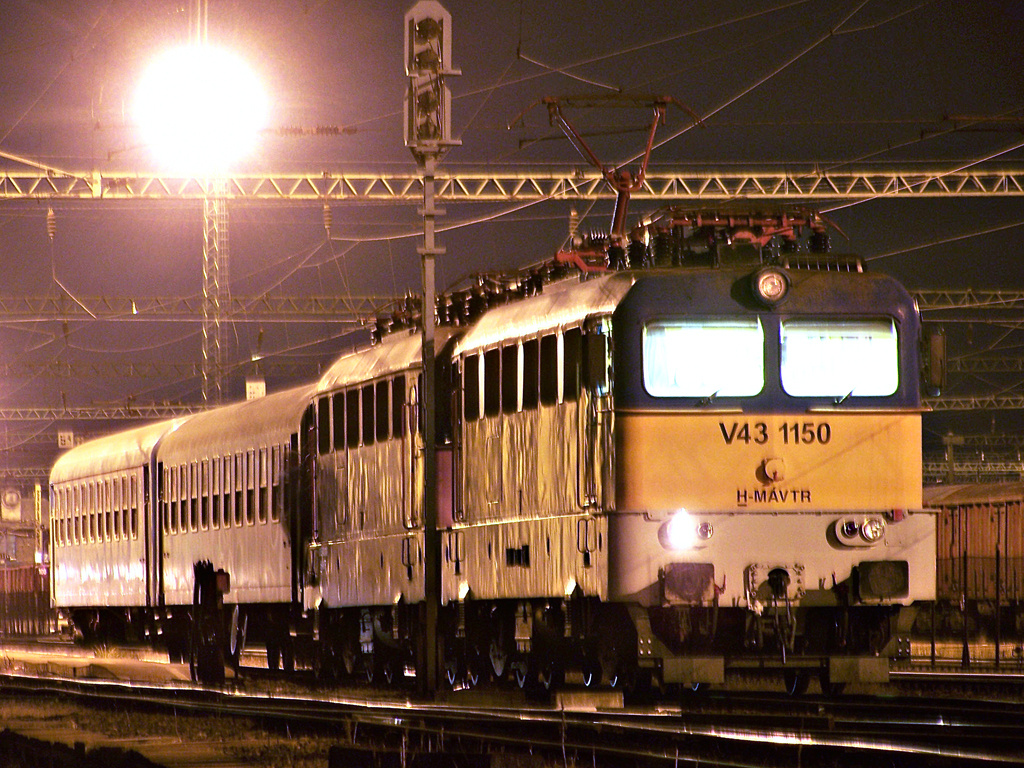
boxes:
[1,0,1023,477]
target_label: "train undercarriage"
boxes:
[303,594,902,695]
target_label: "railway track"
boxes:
[3,644,1024,767]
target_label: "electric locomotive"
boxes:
[430,212,936,691]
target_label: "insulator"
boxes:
[626,239,646,269]
[468,290,487,318]
[650,229,669,267]
[46,207,56,242]
[607,244,627,270]
[781,236,801,254]
[322,203,332,237]
[568,207,579,242]
[809,231,831,253]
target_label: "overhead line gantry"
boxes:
[3,166,1024,201]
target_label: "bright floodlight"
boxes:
[134,44,267,173]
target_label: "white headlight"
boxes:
[660,510,712,551]
[665,511,694,550]
[860,517,886,543]
[752,267,790,306]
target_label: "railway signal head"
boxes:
[404,0,460,157]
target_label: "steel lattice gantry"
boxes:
[3,167,1024,201]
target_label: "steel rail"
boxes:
[2,668,1023,766]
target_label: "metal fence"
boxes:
[0,565,53,635]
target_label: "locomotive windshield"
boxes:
[780,319,898,397]
[643,318,764,397]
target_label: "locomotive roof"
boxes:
[317,326,458,394]
[158,384,316,463]
[924,482,1024,506]
[453,272,635,355]
[50,417,188,485]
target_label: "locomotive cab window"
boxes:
[643,318,765,397]
[780,319,898,397]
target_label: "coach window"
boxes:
[176,465,185,532]
[270,445,282,522]
[107,479,115,540]
[171,467,180,533]
[182,464,190,532]
[74,485,82,543]
[89,483,97,541]
[502,344,519,414]
[317,396,331,456]
[130,475,138,538]
[346,389,360,448]
[164,469,172,534]
[121,477,129,540]
[523,338,539,410]
[332,392,345,451]
[227,456,237,526]
[484,347,500,417]
[563,328,582,403]
[235,454,245,526]
[258,448,268,524]
[106,479,113,540]
[540,334,558,405]
[642,319,765,398]
[189,462,198,532]
[376,380,389,442]
[392,375,406,438]
[112,477,121,540]
[179,464,187,532]
[780,319,898,398]
[201,460,210,530]
[212,457,222,529]
[246,450,256,525]
[464,354,480,420]
[98,481,107,541]
[361,384,375,446]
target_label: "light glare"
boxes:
[134,45,267,173]
[665,509,696,550]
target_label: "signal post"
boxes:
[404,0,460,695]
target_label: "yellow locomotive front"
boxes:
[607,262,936,683]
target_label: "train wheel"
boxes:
[489,638,510,681]
[444,655,461,687]
[818,669,846,697]
[538,661,564,691]
[282,641,295,673]
[312,642,336,683]
[341,638,358,676]
[227,606,247,671]
[513,661,530,690]
[783,670,810,695]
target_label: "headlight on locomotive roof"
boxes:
[660,510,713,551]
[752,267,790,307]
